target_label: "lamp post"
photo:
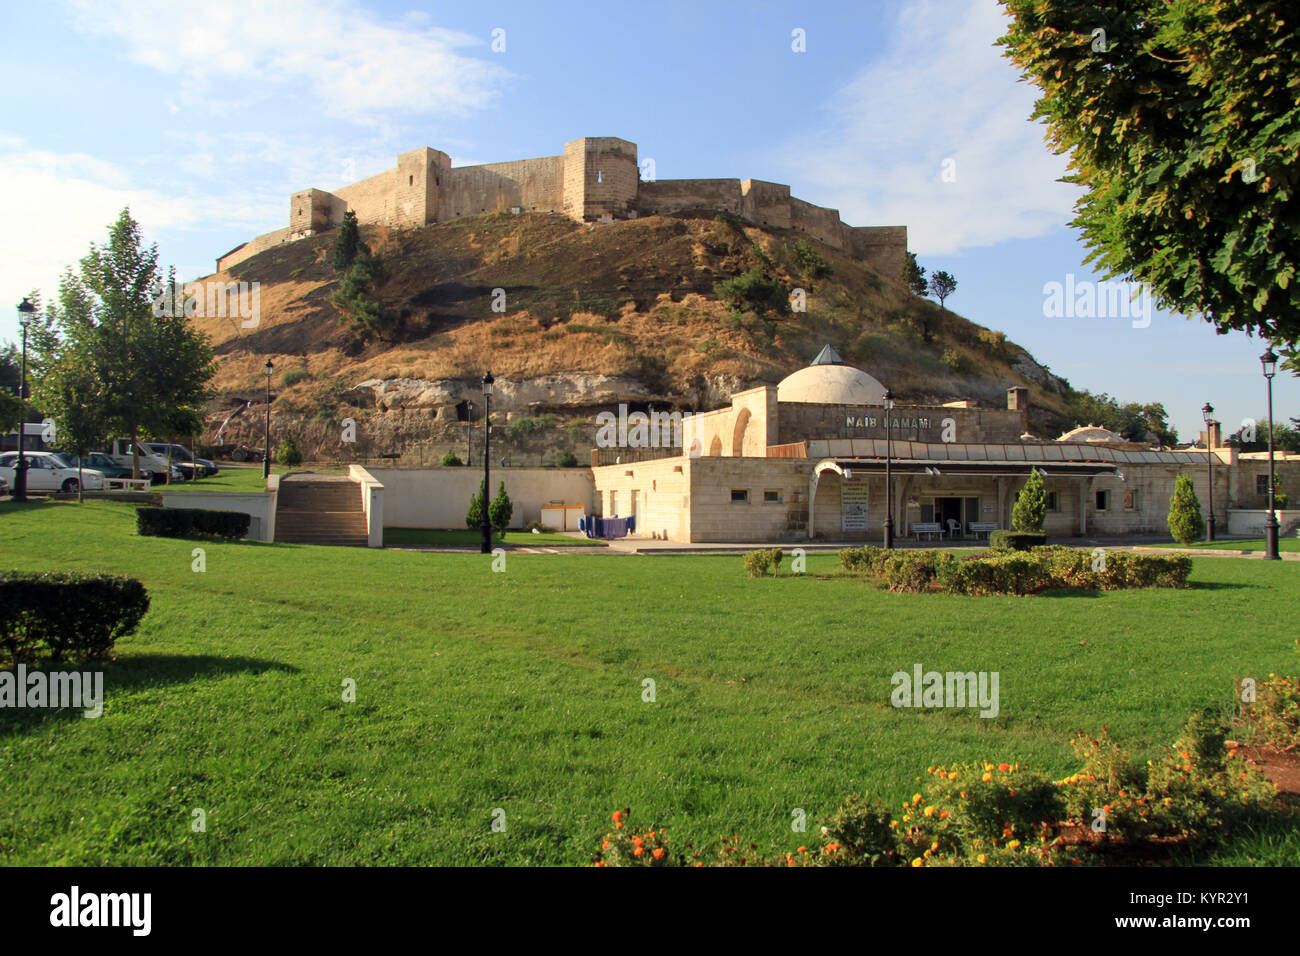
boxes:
[1261,348,1280,560]
[480,372,494,554]
[466,400,474,465]
[1202,402,1215,542]
[13,298,35,502]
[263,359,273,480]
[883,388,894,550]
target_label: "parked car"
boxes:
[59,452,135,480]
[105,438,183,484]
[146,443,219,478]
[0,451,106,493]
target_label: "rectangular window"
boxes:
[763,489,781,503]
[1045,491,1059,512]
[1095,490,1109,511]
[731,489,749,503]
[1256,475,1270,495]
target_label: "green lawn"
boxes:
[1,499,1296,865]
[384,527,607,549]
[160,466,272,494]
[1140,537,1300,553]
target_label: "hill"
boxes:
[191,211,1071,464]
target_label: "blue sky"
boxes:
[0,0,1293,440]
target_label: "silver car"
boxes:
[0,451,106,493]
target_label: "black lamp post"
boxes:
[480,372,494,554]
[13,298,35,502]
[1261,348,1280,560]
[466,400,474,465]
[1202,402,1215,542]
[263,359,273,480]
[883,388,894,550]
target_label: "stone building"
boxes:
[216,136,906,279]
[589,347,1300,543]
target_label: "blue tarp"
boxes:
[579,515,636,539]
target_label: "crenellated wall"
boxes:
[217,135,908,278]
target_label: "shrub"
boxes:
[881,550,943,593]
[1241,648,1300,753]
[136,507,251,541]
[278,432,304,468]
[989,530,1046,551]
[465,480,486,530]
[557,449,579,468]
[939,348,969,373]
[791,239,831,280]
[713,268,788,315]
[839,545,889,575]
[592,809,677,867]
[743,549,772,578]
[1167,474,1205,544]
[1012,471,1047,533]
[280,369,310,388]
[0,571,150,667]
[818,795,899,867]
[441,451,463,467]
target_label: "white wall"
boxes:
[364,467,595,529]
[160,491,275,542]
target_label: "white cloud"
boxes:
[782,0,1079,255]
[67,0,511,124]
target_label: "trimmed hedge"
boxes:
[841,545,1191,596]
[989,530,1047,551]
[743,548,784,577]
[137,507,251,540]
[0,571,150,666]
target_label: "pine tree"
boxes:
[465,479,486,530]
[1167,474,1205,545]
[904,252,928,296]
[489,480,513,536]
[1012,470,1047,533]
[331,210,365,273]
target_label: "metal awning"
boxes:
[823,458,1119,478]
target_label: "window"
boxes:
[608,490,617,516]
[1257,475,1270,495]
[731,489,749,503]
[763,489,781,503]
[1045,491,1059,512]
[409,175,414,186]
[1095,490,1109,511]
[1123,489,1139,510]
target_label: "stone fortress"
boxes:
[217,136,907,277]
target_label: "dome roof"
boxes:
[777,348,889,405]
[1057,424,1127,444]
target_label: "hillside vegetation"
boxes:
[192,211,1071,462]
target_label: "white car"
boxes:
[0,451,106,493]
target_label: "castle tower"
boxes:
[395,147,451,227]
[562,137,638,221]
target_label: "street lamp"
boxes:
[263,359,273,480]
[883,388,895,550]
[480,372,494,554]
[466,400,474,465]
[1261,348,1280,560]
[1202,402,1215,542]
[13,298,35,502]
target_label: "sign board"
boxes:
[842,479,870,531]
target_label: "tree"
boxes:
[32,212,215,480]
[556,449,579,468]
[465,479,486,530]
[1012,470,1047,533]
[40,353,109,502]
[331,210,365,273]
[999,1,1300,347]
[904,252,928,296]
[1167,474,1205,545]
[441,451,464,466]
[1061,389,1179,446]
[928,271,957,310]
[331,250,395,342]
[489,480,513,536]
[792,239,831,281]
[1226,417,1300,454]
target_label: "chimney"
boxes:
[1208,420,1221,449]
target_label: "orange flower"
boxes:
[939,811,950,820]
[998,763,1010,772]
[633,847,644,857]
[612,810,623,823]
[633,837,644,848]
[797,846,807,853]
[825,842,841,853]
[652,848,664,860]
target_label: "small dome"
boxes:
[1058,424,1126,443]
[777,349,888,405]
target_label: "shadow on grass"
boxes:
[1186,580,1259,591]
[0,654,296,736]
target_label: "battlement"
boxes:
[217,136,907,279]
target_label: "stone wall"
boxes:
[638,178,744,217]
[591,455,692,540]
[217,226,293,272]
[780,403,1025,445]
[365,466,594,529]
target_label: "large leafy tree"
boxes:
[999,1,1300,347]
[39,352,109,502]
[32,210,216,478]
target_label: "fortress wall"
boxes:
[638,179,743,216]
[564,137,638,220]
[444,164,523,218]
[850,225,908,281]
[335,167,398,225]
[474,156,564,212]
[740,179,792,229]
[216,226,293,272]
[789,197,845,248]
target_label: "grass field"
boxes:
[1141,538,1300,553]
[1,499,1296,865]
[384,527,607,549]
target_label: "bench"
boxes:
[104,477,152,493]
[969,521,1000,539]
[911,522,944,541]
